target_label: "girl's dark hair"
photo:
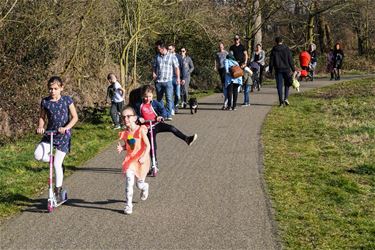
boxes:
[48,76,63,87]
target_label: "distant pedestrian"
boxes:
[180,47,194,108]
[308,43,318,80]
[34,76,78,204]
[105,73,125,129]
[215,42,229,109]
[224,53,243,110]
[269,36,295,107]
[118,105,151,215]
[152,40,180,121]
[250,43,265,86]
[333,43,344,80]
[229,34,248,67]
[168,44,184,114]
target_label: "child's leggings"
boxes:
[125,170,148,208]
[34,142,66,187]
[147,122,188,162]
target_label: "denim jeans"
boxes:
[243,84,251,104]
[155,80,173,117]
[110,101,124,126]
[172,77,180,109]
[275,71,290,104]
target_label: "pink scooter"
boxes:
[45,130,68,212]
[144,120,158,177]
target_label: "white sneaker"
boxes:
[171,109,175,116]
[140,183,149,201]
[124,205,133,214]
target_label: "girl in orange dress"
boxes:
[117,106,151,215]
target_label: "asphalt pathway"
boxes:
[0,77,360,249]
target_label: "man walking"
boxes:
[152,40,180,120]
[229,34,248,68]
[269,36,295,107]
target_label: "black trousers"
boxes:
[227,83,240,109]
[147,122,188,162]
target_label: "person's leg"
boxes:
[54,149,66,188]
[154,122,188,142]
[165,81,174,118]
[125,170,135,213]
[227,83,233,109]
[34,142,51,162]
[259,64,264,86]
[282,72,290,103]
[232,84,240,109]
[155,82,165,102]
[175,83,180,113]
[136,178,149,201]
[223,83,228,109]
[184,76,190,104]
[219,68,226,90]
[275,72,284,105]
[243,84,250,105]
[116,101,124,126]
[110,102,120,127]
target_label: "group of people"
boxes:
[215,35,266,110]
[216,35,345,108]
[34,39,198,215]
[33,36,345,215]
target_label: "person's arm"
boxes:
[36,103,46,134]
[269,50,274,74]
[259,51,265,65]
[152,56,158,80]
[59,103,78,134]
[188,57,194,74]
[243,50,249,67]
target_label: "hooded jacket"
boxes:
[269,44,295,73]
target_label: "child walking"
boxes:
[105,73,125,129]
[117,106,151,215]
[135,85,197,173]
[34,76,78,203]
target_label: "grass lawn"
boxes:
[262,78,375,249]
[0,90,212,222]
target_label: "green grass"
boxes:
[0,90,213,221]
[262,78,375,249]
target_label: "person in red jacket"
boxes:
[299,50,311,70]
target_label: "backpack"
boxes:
[230,65,244,78]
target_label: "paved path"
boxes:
[0,77,361,249]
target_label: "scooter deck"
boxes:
[54,199,68,207]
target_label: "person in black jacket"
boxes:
[269,37,295,107]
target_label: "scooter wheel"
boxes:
[152,168,158,177]
[47,201,54,213]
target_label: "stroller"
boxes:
[249,61,261,92]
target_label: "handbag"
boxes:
[230,65,244,78]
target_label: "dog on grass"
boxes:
[188,97,198,114]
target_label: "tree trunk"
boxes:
[253,0,262,47]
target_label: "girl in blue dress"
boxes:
[34,76,78,202]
